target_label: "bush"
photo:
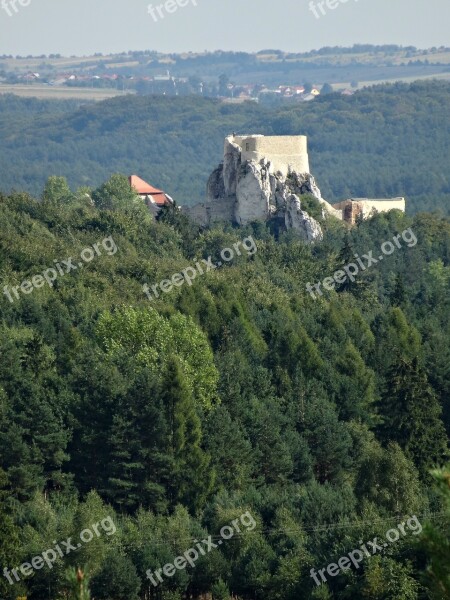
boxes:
[90,554,140,600]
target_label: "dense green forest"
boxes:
[1,80,450,214]
[0,175,449,599]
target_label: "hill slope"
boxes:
[0,81,450,213]
[0,189,448,599]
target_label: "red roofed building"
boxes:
[129,175,174,209]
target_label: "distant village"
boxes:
[0,69,357,102]
[2,45,449,103]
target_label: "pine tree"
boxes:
[64,568,91,600]
[421,464,450,598]
[90,554,140,600]
[0,468,21,600]
[162,358,214,511]
[335,234,367,294]
[335,340,375,422]
[390,272,406,307]
[378,357,448,474]
[335,235,355,293]
[204,405,254,490]
[300,397,352,484]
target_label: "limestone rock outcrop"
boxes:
[234,159,272,224]
[187,135,324,242]
[181,134,406,231]
[285,195,323,242]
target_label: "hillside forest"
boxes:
[0,174,449,599]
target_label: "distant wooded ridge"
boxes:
[0,80,449,215]
[3,43,450,60]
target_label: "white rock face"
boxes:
[235,160,272,225]
[223,137,242,197]
[187,136,325,242]
[185,135,405,230]
[285,195,323,242]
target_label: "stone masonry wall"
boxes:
[230,134,309,176]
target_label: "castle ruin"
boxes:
[184,133,405,238]
[231,134,310,177]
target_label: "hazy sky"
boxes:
[0,0,449,56]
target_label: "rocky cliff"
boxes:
[187,136,324,242]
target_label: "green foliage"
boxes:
[92,173,139,211]
[0,468,21,599]
[360,556,420,599]
[63,568,91,600]
[0,177,448,599]
[321,83,334,95]
[96,306,219,409]
[300,194,324,222]
[378,358,448,473]
[299,396,352,484]
[212,578,231,600]
[90,553,140,600]
[161,357,215,511]
[355,442,423,515]
[373,307,422,372]
[42,176,73,206]
[420,465,450,598]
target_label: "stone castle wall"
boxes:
[228,134,309,177]
[184,197,235,227]
[182,135,406,231]
[331,198,406,224]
